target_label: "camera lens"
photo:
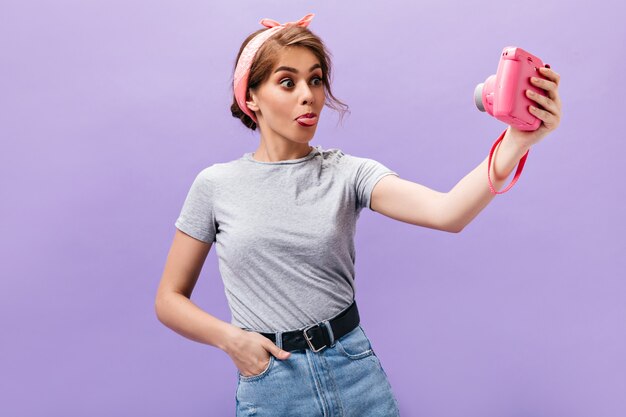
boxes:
[474,83,485,112]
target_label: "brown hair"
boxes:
[230,25,349,131]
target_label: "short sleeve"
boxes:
[174,169,217,243]
[347,155,399,211]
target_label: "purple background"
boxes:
[1,1,624,416]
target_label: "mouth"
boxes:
[296,113,318,127]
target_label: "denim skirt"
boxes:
[235,324,400,417]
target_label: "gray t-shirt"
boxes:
[174,145,398,333]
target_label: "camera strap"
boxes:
[487,129,529,194]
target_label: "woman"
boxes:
[155,13,562,417]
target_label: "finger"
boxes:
[265,341,291,359]
[537,66,561,101]
[539,66,561,86]
[530,76,558,92]
[530,76,559,100]
[529,105,558,129]
[526,89,559,115]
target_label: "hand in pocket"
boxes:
[226,328,291,377]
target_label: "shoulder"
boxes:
[317,147,364,167]
[316,146,344,161]
[319,146,375,162]
[195,157,246,182]
[316,147,393,178]
[325,148,384,171]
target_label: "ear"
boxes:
[246,91,260,112]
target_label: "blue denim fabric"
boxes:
[235,325,400,417]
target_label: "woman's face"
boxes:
[247,46,326,145]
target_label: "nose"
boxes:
[298,81,314,105]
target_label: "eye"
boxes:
[279,78,295,88]
[311,76,323,86]
[279,75,324,88]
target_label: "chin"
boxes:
[295,131,317,142]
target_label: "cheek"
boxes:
[316,89,326,105]
[265,93,293,117]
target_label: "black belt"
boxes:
[259,300,360,353]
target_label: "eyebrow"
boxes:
[273,63,322,74]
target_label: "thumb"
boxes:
[267,343,291,360]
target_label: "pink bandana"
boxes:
[233,13,315,124]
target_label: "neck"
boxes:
[252,140,312,162]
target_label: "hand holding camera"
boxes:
[475,46,562,149]
[474,47,562,194]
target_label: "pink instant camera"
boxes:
[474,47,550,131]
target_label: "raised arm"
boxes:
[370,131,528,233]
[371,66,562,233]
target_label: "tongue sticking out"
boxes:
[297,116,317,126]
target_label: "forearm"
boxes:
[443,128,530,232]
[155,292,241,353]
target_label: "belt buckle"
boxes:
[303,323,327,353]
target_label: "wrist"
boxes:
[502,127,532,157]
[486,128,531,195]
[218,323,245,355]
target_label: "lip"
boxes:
[296,112,317,120]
